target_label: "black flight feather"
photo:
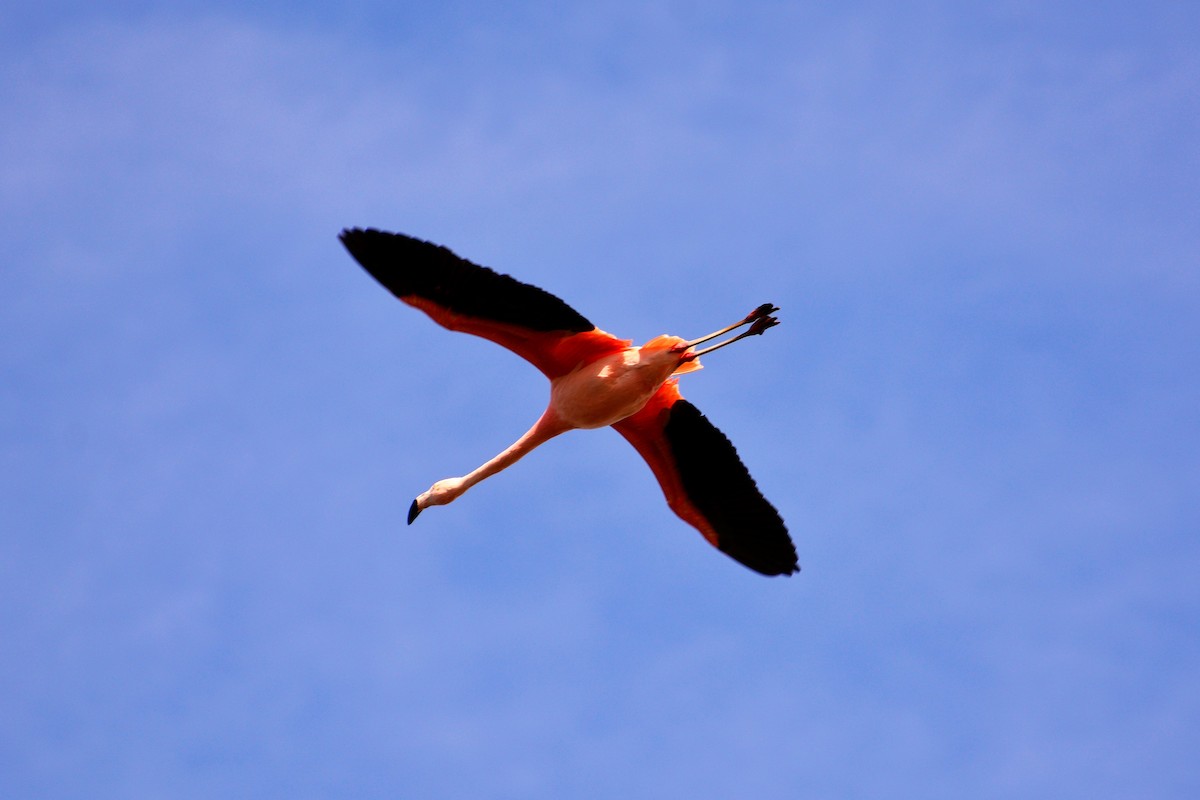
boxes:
[663,400,798,576]
[339,228,595,333]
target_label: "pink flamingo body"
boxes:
[340,228,798,576]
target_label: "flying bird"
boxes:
[339,228,799,576]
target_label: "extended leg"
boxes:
[684,303,778,348]
[681,305,779,362]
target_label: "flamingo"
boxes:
[339,228,799,576]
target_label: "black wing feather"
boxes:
[664,401,798,576]
[339,228,595,333]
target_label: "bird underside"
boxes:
[339,228,798,576]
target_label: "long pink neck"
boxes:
[458,408,572,492]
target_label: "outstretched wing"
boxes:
[340,228,629,379]
[612,382,798,576]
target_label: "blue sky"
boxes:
[2,1,1198,797]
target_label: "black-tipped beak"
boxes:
[407,499,422,525]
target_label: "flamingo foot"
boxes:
[746,303,779,322]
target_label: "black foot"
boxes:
[748,303,780,321]
[407,499,422,525]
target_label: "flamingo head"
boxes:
[408,477,469,523]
